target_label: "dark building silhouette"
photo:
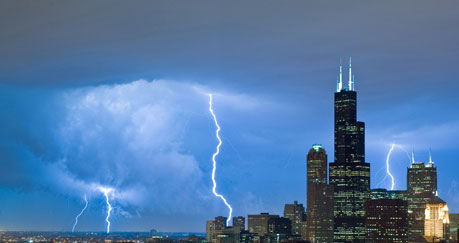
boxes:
[329,59,370,243]
[268,217,292,235]
[216,216,228,230]
[284,201,306,236]
[234,216,246,231]
[365,198,408,243]
[306,145,333,243]
[407,155,437,241]
[248,213,279,237]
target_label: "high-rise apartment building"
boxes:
[329,58,370,243]
[207,220,217,243]
[365,198,408,243]
[216,216,228,230]
[407,155,437,240]
[284,201,306,236]
[233,216,246,231]
[306,145,333,243]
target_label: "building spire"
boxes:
[411,150,415,163]
[429,149,433,163]
[348,56,353,91]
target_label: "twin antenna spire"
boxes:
[337,57,355,92]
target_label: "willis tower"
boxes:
[329,58,370,243]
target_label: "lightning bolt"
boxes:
[385,144,396,190]
[72,195,88,232]
[99,187,113,233]
[208,94,233,226]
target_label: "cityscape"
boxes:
[1,1,459,243]
[205,61,457,243]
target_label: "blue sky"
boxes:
[0,0,459,232]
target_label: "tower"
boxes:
[329,58,370,243]
[306,145,334,243]
[407,153,437,241]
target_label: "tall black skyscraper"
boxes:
[329,58,370,243]
[406,152,437,241]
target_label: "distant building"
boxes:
[248,213,279,237]
[150,229,158,235]
[240,231,258,243]
[216,216,228,230]
[329,60,370,243]
[449,213,459,243]
[268,217,292,235]
[214,227,241,243]
[424,197,450,242]
[365,198,408,243]
[407,156,437,240]
[306,145,333,243]
[233,216,246,231]
[207,220,217,243]
[284,201,306,235]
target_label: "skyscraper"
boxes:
[407,153,437,240]
[284,201,306,236]
[329,58,370,243]
[216,216,228,230]
[365,198,408,243]
[306,145,333,243]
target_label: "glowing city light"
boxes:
[385,144,396,190]
[99,187,113,233]
[72,195,88,232]
[208,94,233,226]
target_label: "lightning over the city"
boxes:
[208,94,233,226]
[385,144,396,190]
[72,195,88,232]
[99,187,113,234]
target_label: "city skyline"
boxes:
[1,0,459,233]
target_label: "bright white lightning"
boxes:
[72,195,88,232]
[99,187,113,234]
[208,94,233,226]
[385,144,396,190]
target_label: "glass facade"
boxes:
[329,90,370,243]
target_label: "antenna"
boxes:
[411,150,415,164]
[339,58,343,91]
[429,149,433,163]
[348,57,353,91]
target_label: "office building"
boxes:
[214,227,241,243]
[248,213,279,237]
[284,201,306,236]
[329,58,370,243]
[407,154,437,240]
[268,217,292,235]
[365,198,408,243]
[306,145,333,243]
[424,197,450,242]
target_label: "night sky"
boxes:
[1,0,459,232]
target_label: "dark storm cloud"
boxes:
[0,0,459,231]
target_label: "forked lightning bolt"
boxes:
[385,144,396,190]
[99,187,113,233]
[208,94,233,225]
[72,195,88,232]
